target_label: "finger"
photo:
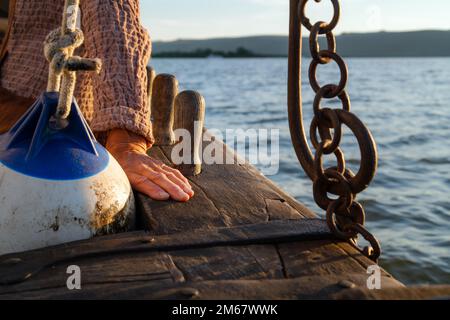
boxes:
[157,168,194,198]
[140,169,190,202]
[161,164,191,185]
[127,172,170,201]
[142,160,194,198]
[142,156,191,187]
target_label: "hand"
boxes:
[106,129,194,202]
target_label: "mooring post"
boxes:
[146,66,156,109]
[174,91,205,176]
[151,74,178,146]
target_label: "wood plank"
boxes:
[137,144,230,233]
[278,240,369,278]
[336,241,398,279]
[137,130,315,235]
[276,240,402,287]
[265,198,303,221]
[0,244,285,298]
[0,219,333,286]
[0,220,406,300]
[168,245,285,282]
[0,275,404,300]
[0,251,175,296]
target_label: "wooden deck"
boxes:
[0,132,413,300]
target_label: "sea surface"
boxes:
[151,57,450,286]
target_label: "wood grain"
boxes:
[173,90,205,176]
[151,74,177,146]
[0,274,405,300]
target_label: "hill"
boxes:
[152,31,450,58]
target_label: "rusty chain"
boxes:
[289,0,381,262]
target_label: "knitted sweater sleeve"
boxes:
[80,0,154,144]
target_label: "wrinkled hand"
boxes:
[107,129,194,202]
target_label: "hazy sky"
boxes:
[141,0,449,41]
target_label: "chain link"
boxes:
[298,0,381,262]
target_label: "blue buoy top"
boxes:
[0,92,109,181]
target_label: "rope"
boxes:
[44,0,101,124]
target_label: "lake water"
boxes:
[151,57,450,286]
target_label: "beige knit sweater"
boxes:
[0,0,154,143]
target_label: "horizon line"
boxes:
[152,28,450,43]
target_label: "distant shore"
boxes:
[153,31,450,58]
[152,47,284,59]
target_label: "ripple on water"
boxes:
[418,157,450,165]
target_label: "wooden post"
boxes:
[151,74,178,146]
[146,66,156,108]
[174,90,205,176]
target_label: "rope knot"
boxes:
[44,24,102,121]
[44,27,102,81]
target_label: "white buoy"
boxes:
[0,94,135,255]
[0,0,135,255]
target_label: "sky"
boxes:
[141,0,450,41]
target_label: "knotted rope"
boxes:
[44,0,102,124]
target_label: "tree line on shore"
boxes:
[153,47,283,58]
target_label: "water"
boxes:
[151,57,450,286]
